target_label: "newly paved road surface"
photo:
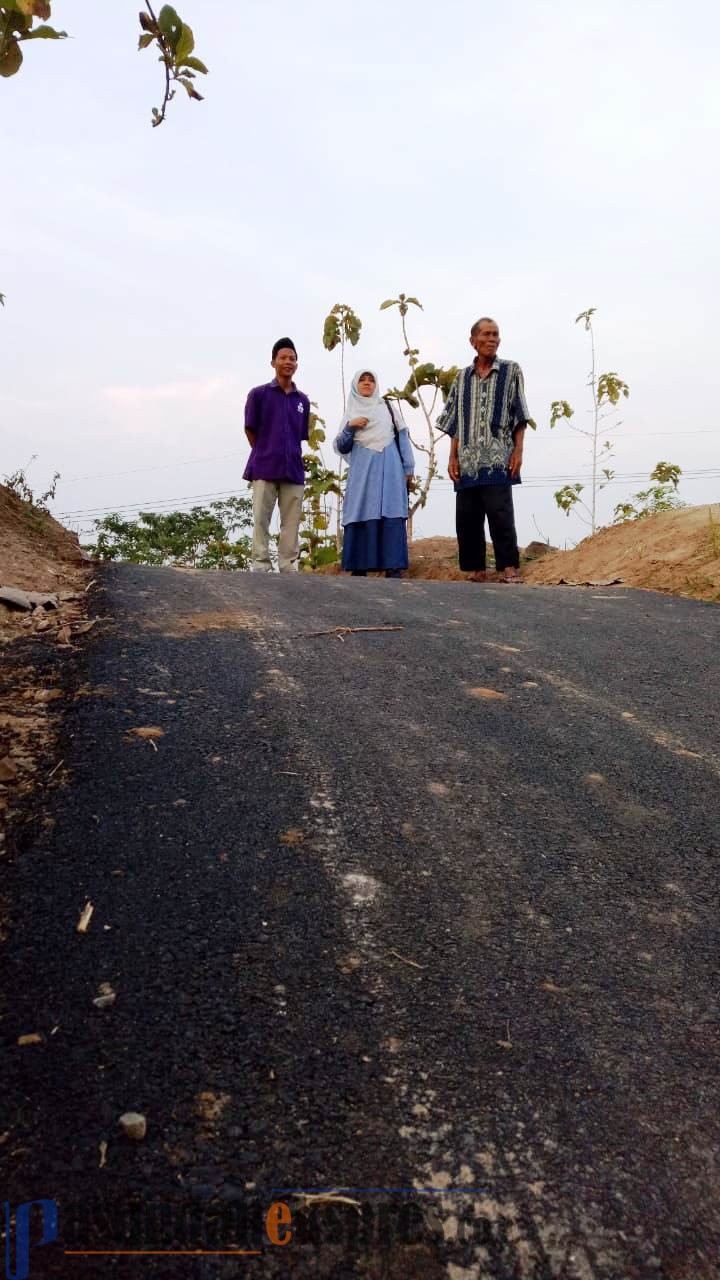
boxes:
[4,567,720,1279]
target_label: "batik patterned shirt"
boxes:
[436,358,530,488]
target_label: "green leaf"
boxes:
[315,546,339,566]
[158,4,181,48]
[379,299,398,310]
[322,314,340,351]
[0,38,23,76]
[180,54,208,73]
[345,311,362,345]
[550,399,573,428]
[175,21,194,62]
[21,23,67,39]
[405,296,423,308]
[138,31,154,49]
[575,306,596,327]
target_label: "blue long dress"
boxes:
[335,412,415,572]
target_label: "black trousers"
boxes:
[456,484,520,572]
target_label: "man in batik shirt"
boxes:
[437,317,530,583]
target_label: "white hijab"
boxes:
[339,369,395,454]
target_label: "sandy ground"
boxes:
[317,537,554,581]
[320,506,720,602]
[522,503,720,601]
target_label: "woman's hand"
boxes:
[406,475,417,493]
[348,417,369,430]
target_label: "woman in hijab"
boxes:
[334,370,415,577]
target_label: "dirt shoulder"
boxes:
[0,483,89,644]
[319,505,720,602]
[0,484,94,856]
[522,503,720,601]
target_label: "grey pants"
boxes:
[251,480,304,573]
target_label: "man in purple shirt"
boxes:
[243,337,310,573]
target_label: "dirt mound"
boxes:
[523,504,720,601]
[406,537,466,580]
[315,536,468,580]
[0,485,88,642]
[318,506,719,600]
[317,535,555,581]
[0,484,83,592]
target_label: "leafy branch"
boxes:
[550,307,630,531]
[139,3,208,127]
[0,1,67,80]
[300,405,342,570]
[322,303,362,550]
[322,303,362,409]
[381,294,458,532]
[3,454,60,511]
[1,1,207,303]
[0,2,207,125]
[612,462,684,524]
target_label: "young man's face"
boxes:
[272,347,298,380]
[470,322,500,360]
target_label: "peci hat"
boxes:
[272,337,297,361]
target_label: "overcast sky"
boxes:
[3,0,718,548]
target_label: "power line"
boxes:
[59,450,244,486]
[51,430,720,490]
[57,467,720,519]
[58,487,243,517]
[58,472,659,515]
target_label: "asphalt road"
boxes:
[3,567,720,1280]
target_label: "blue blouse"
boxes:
[335,421,415,526]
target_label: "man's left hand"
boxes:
[509,446,523,478]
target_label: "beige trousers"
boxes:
[251,480,304,573]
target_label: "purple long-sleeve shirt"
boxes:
[243,379,310,485]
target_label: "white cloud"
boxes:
[102,376,237,405]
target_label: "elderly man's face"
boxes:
[471,322,500,360]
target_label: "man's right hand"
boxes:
[348,417,369,430]
[448,450,460,483]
